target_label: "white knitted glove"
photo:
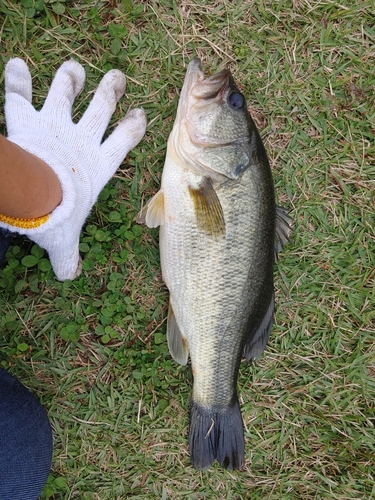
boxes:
[1,58,146,280]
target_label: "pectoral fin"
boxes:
[136,190,165,228]
[275,206,292,258]
[243,295,274,363]
[188,177,225,238]
[167,302,189,365]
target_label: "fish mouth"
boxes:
[169,58,234,181]
[184,57,230,101]
[175,58,230,123]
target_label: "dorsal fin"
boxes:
[243,295,274,363]
[275,206,292,259]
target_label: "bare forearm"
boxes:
[0,135,62,218]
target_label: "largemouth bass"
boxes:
[138,58,291,470]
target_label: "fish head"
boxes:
[169,58,259,181]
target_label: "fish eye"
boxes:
[228,91,244,110]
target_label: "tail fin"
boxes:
[189,399,244,470]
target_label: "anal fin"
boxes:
[167,302,189,365]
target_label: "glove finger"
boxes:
[78,69,127,141]
[48,242,82,281]
[99,108,147,178]
[31,229,82,281]
[42,59,86,119]
[5,58,32,102]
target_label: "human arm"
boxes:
[0,134,62,218]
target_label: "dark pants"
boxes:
[0,227,12,262]
[0,368,53,499]
[1,229,52,498]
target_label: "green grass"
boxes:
[1,0,375,498]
